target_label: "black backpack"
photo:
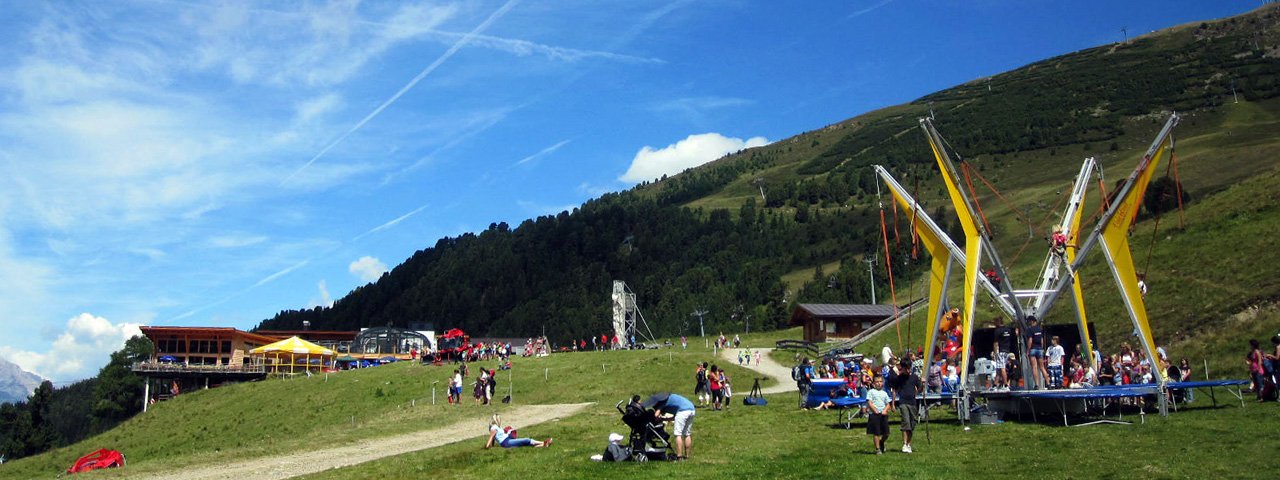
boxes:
[696,369,707,384]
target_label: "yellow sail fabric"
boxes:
[1066,194,1094,366]
[925,132,983,387]
[958,241,982,387]
[882,177,952,360]
[1099,140,1171,383]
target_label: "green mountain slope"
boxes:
[258,6,1280,360]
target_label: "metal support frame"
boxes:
[906,114,1179,396]
[612,281,657,347]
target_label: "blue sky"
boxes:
[0,0,1261,383]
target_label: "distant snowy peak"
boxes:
[0,357,44,404]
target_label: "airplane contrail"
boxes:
[354,203,431,241]
[282,0,523,185]
[516,139,572,166]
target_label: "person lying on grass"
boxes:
[484,415,552,449]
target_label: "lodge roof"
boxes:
[793,303,896,319]
[140,326,280,345]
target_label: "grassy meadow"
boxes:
[2,327,1275,479]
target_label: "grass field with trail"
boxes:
[3,326,1275,479]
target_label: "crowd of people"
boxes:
[567,333,635,352]
[467,341,515,362]
[793,354,922,454]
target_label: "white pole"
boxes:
[508,368,513,403]
[544,368,548,381]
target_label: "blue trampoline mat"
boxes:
[999,385,1158,399]
[831,397,867,407]
[1166,380,1249,388]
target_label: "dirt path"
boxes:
[719,347,797,394]
[137,402,591,480]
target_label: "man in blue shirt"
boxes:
[654,393,696,460]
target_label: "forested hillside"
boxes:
[258,195,916,339]
[258,6,1280,343]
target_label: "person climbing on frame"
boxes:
[1050,227,1069,256]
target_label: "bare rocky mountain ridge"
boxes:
[0,357,43,404]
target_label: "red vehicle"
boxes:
[67,449,125,474]
[436,328,471,363]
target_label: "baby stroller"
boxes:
[615,399,677,462]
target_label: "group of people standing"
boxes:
[572,333,633,351]
[794,355,922,454]
[445,362,501,405]
[692,362,732,410]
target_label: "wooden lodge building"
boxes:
[788,304,896,343]
[141,326,279,367]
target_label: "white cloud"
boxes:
[619,133,769,183]
[349,256,388,282]
[187,2,458,87]
[436,31,663,64]
[206,234,269,249]
[0,229,56,329]
[0,313,142,382]
[651,96,754,117]
[516,200,578,217]
[295,93,345,124]
[577,182,615,197]
[310,280,335,309]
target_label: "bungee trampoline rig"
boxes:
[871,113,1249,426]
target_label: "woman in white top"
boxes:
[484,416,551,449]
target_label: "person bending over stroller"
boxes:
[484,415,552,449]
[653,393,696,461]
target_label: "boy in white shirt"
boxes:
[1046,336,1066,389]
